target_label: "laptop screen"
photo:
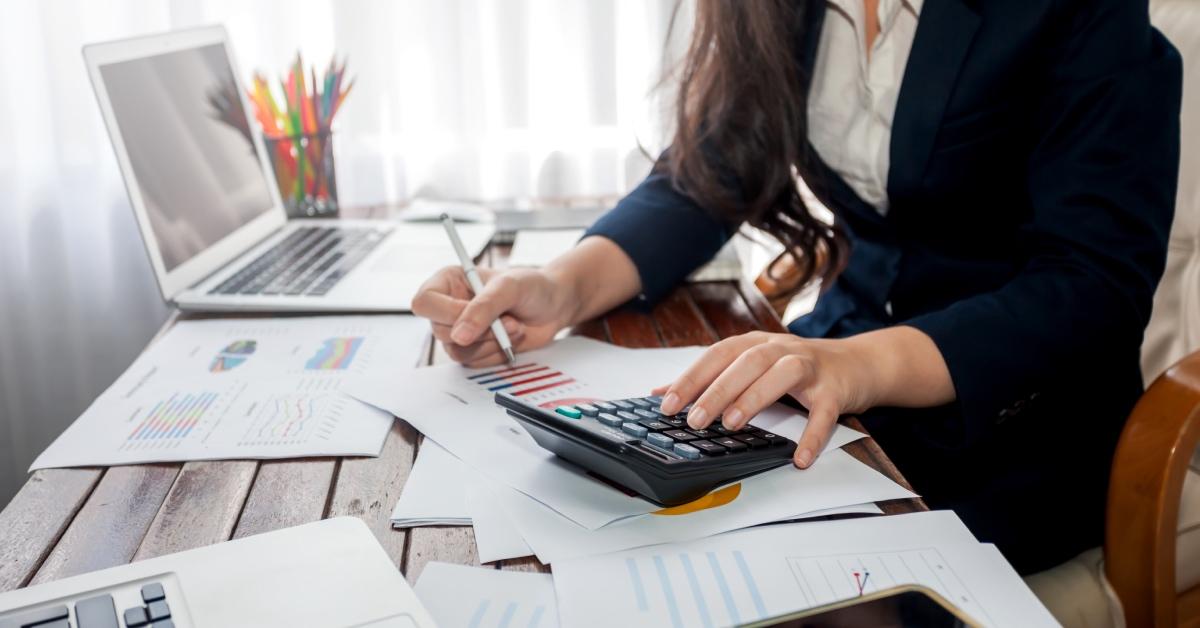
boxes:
[99,43,275,272]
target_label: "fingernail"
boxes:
[662,392,680,413]
[451,322,475,344]
[687,407,708,429]
[795,448,814,468]
[723,408,743,429]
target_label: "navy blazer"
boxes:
[586,0,1181,573]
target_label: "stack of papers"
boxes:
[348,337,917,565]
[32,316,430,470]
[411,511,1056,627]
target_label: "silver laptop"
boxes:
[0,517,436,627]
[84,26,492,312]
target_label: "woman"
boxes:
[413,0,1181,575]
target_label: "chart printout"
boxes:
[31,316,428,469]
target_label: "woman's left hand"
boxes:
[654,331,884,469]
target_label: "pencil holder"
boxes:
[264,129,339,218]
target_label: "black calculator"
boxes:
[495,392,797,506]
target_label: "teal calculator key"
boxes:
[646,433,674,449]
[673,443,702,459]
[575,403,600,417]
[622,423,649,439]
[555,406,582,419]
[597,412,624,428]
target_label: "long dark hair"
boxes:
[664,0,844,292]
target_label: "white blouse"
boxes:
[806,0,923,215]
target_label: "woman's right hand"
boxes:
[411,266,572,367]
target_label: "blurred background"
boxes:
[0,0,806,506]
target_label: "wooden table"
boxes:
[0,243,925,595]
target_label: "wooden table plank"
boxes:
[0,468,103,592]
[132,460,258,560]
[405,524,481,585]
[327,420,420,569]
[30,464,180,585]
[231,459,337,540]
[652,289,717,347]
[688,283,762,338]
[604,306,661,348]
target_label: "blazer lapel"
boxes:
[888,0,982,200]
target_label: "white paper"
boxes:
[391,441,471,527]
[414,562,558,628]
[508,229,585,267]
[366,223,494,309]
[32,316,429,470]
[467,477,535,563]
[554,511,1056,628]
[349,337,866,530]
[495,449,916,564]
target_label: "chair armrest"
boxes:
[1106,349,1200,627]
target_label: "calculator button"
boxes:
[147,600,170,621]
[646,395,664,404]
[575,403,600,417]
[760,432,790,446]
[690,440,728,455]
[646,433,674,449]
[75,594,120,628]
[733,435,770,449]
[141,583,166,603]
[673,443,702,459]
[633,409,658,421]
[661,417,686,427]
[622,423,649,439]
[639,420,672,431]
[629,398,654,409]
[555,406,582,419]
[597,413,624,428]
[713,426,740,436]
[611,400,635,410]
[594,401,618,412]
[687,429,717,439]
[663,429,697,442]
[739,425,763,435]
[123,606,149,627]
[712,437,748,452]
[617,410,641,422]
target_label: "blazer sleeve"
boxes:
[904,4,1182,442]
[584,163,737,305]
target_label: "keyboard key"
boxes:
[633,409,659,421]
[616,410,640,422]
[646,433,674,449]
[554,406,582,419]
[760,432,790,446]
[673,443,702,459]
[0,604,68,628]
[594,401,618,412]
[575,403,600,417]
[141,583,166,603]
[690,440,728,456]
[712,437,749,452]
[147,600,170,621]
[597,413,624,428]
[75,595,119,628]
[622,423,649,439]
[663,429,697,442]
[611,400,634,410]
[639,420,672,431]
[733,435,770,449]
[123,607,149,627]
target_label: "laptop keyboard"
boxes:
[208,226,390,297]
[0,580,177,628]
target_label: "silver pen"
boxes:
[440,213,517,364]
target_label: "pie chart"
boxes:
[210,339,257,373]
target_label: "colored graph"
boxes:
[305,337,364,370]
[468,362,577,398]
[122,392,218,449]
[238,392,345,446]
[624,550,768,628]
[465,599,549,628]
[209,339,257,372]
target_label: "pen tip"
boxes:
[503,347,517,364]
[439,213,451,222]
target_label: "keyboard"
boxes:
[209,226,389,297]
[495,393,797,506]
[0,577,183,628]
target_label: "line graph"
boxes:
[237,391,347,446]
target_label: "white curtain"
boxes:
[0,0,689,503]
